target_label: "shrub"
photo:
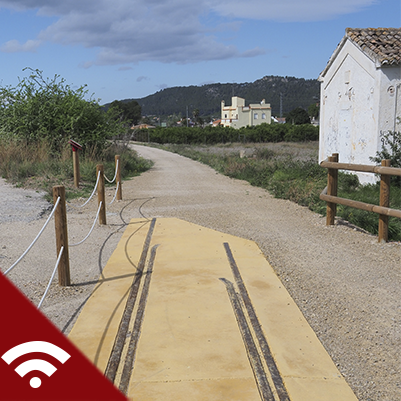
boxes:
[143,123,316,145]
[0,139,152,198]
[339,172,360,192]
[284,124,319,142]
[254,147,275,160]
[0,68,126,154]
[370,130,401,184]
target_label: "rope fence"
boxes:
[69,170,101,208]
[4,196,61,276]
[109,182,120,206]
[69,202,103,247]
[3,155,123,309]
[37,246,64,310]
[104,157,119,183]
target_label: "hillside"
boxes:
[109,75,320,118]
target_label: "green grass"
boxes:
[161,143,401,241]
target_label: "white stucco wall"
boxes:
[379,67,401,135]
[319,38,401,184]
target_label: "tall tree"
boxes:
[285,107,311,125]
[308,103,319,119]
[110,100,141,126]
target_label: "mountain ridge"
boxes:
[107,75,320,118]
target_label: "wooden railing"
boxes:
[320,153,401,242]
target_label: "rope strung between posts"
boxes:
[37,246,64,310]
[104,158,119,183]
[69,170,101,208]
[109,181,120,206]
[69,201,103,247]
[5,197,61,276]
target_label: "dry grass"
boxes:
[0,139,152,200]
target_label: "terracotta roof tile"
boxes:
[346,27,401,65]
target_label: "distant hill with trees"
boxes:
[104,75,320,120]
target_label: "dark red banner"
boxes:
[0,272,128,401]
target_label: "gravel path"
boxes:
[0,178,50,223]
[1,145,400,401]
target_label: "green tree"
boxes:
[192,108,199,121]
[140,116,152,125]
[0,68,124,153]
[308,103,319,119]
[110,100,141,126]
[285,107,311,125]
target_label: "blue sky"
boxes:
[0,0,399,105]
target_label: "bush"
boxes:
[370,130,401,184]
[0,68,126,154]
[339,172,360,192]
[141,123,316,145]
[254,147,275,160]
[285,107,311,125]
[0,139,152,198]
[284,124,319,142]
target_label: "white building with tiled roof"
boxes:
[318,28,401,183]
[221,96,271,129]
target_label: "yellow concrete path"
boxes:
[69,218,358,401]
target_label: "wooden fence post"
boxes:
[69,140,82,188]
[97,164,107,225]
[326,153,339,225]
[115,155,122,201]
[378,159,391,243]
[72,150,80,188]
[53,186,71,286]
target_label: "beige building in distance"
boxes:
[221,96,271,128]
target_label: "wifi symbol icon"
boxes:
[1,341,71,388]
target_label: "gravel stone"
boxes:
[0,178,51,223]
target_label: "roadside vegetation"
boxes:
[159,142,401,241]
[0,140,151,201]
[136,123,319,144]
[0,69,151,199]
[2,69,400,240]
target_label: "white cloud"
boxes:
[1,39,41,53]
[0,0,378,64]
[118,66,133,71]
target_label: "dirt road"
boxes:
[1,144,400,400]
[129,145,401,401]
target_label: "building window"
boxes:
[225,114,227,118]
[262,113,266,119]
[254,113,258,119]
